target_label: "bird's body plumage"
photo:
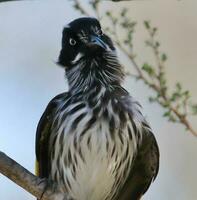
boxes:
[36,17,159,200]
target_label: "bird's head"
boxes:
[57,17,124,92]
[58,17,115,66]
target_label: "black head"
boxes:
[58,17,115,67]
[57,17,124,93]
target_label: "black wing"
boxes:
[35,93,67,178]
[117,126,160,200]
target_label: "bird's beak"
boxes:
[87,35,108,50]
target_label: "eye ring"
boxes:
[69,38,76,46]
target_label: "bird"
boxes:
[35,17,159,200]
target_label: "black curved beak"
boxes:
[87,35,108,50]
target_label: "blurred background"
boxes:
[0,0,197,199]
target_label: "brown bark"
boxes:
[0,151,68,200]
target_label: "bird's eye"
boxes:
[69,38,76,46]
[97,29,103,36]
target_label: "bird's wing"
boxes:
[117,95,160,200]
[118,127,159,200]
[35,93,67,178]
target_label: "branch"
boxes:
[73,0,197,137]
[121,26,197,137]
[0,151,69,200]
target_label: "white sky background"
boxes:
[0,0,197,199]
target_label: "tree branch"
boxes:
[72,0,197,137]
[0,151,69,200]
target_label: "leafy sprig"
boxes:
[72,0,197,136]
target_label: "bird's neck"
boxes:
[66,51,124,96]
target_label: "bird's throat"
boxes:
[66,52,124,95]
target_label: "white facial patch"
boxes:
[71,53,83,64]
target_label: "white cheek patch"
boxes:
[71,53,83,64]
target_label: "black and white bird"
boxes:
[36,17,159,200]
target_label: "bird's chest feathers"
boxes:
[50,95,139,200]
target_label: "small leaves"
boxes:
[163,110,178,122]
[142,63,155,77]
[163,110,171,117]
[144,21,150,29]
[103,7,137,52]
[176,82,182,91]
[71,0,197,136]
[162,101,170,108]
[106,11,111,17]
[155,41,160,48]
[170,83,190,103]
[161,53,167,62]
[120,8,128,17]
[152,27,158,36]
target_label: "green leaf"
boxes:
[176,82,182,91]
[161,53,167,62]
[183,90,190,97]
[162,101,170,108]
[170,92,181,102]
[155,41,160,48]
[120,8,128,17]
[163,110,171,117]
[106,11,111,16]
[152,27,157,36]
[144,21,150,29]
[142,63,155,76]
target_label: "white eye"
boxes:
[69,38,76,46]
